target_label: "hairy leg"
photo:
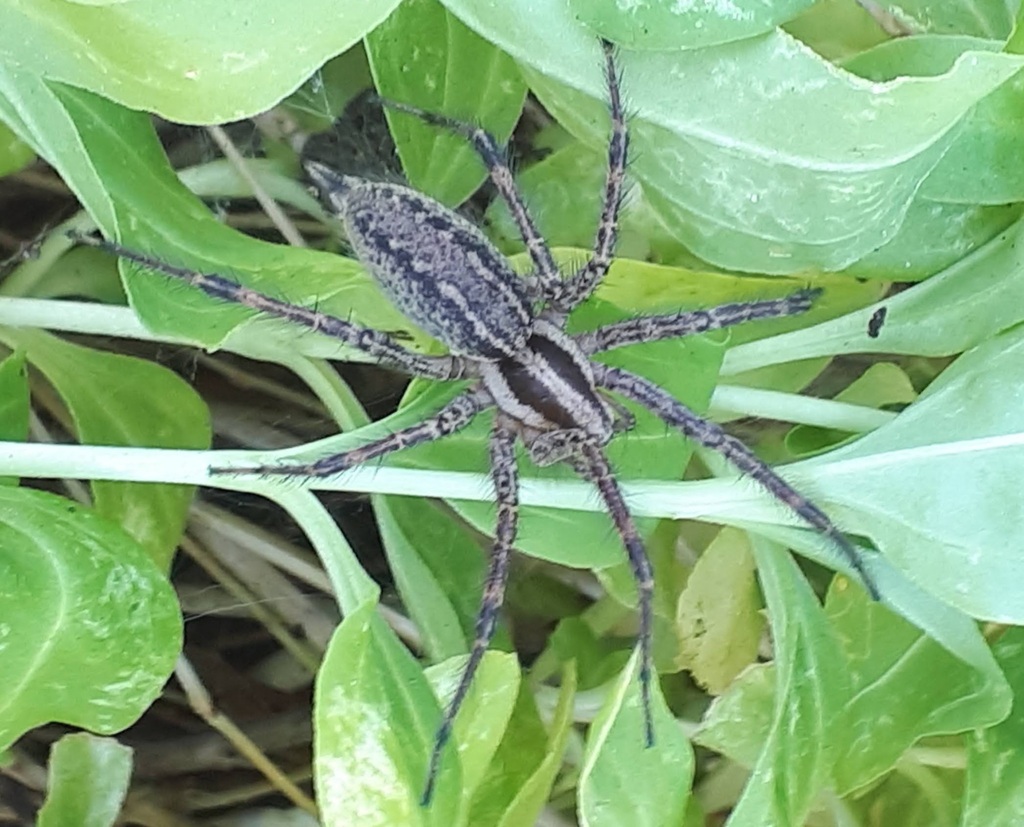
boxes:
[576,289,820,355]
[214,388,491,478]
[594,363,880,599]
[421,421,519,806]
[575,440,655,746]
[376,100,562,299]
[72,233,467,380]
[558,40,629,314]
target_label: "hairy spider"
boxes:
[79,41,878,805]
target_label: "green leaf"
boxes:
[466,682,550,825]
[424,652,519,807]
[694,663,775,769]
[570,0,816,50]
[443,0,1024,272]
[37,734,132,827]
[0,72,420,356]
[366,0,527,205]
[879,0,1015,38]
[722,216,1024,373]
[314,602,458,825]
[315,601,520,825]
[0,328,209,568]
[0,350,28,442]
[845,198,1023,282]
[726,538,849,825]
[579,650,693,827]
[828,581,1010,794]
[845,34,1024,206]
[0,487,182,750]
[492,663,577,827]
[0,118,33,176]
[0,0,402,123]
[962,628,1024,825]
[374,496,487,660]
[676,528,764,694]
[786,324,1024,622]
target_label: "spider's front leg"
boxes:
[422,420,520,806]
[69,233,467,381]
[575,289,822,355]
[593,363,880,599]
[557,39,630,315]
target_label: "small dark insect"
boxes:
[868,306,887,338]
[77,41,879,805]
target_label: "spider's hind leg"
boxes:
[422,420,519,806]
[574,440,656,747]
[212,387,491,479]
[593,363,881,600]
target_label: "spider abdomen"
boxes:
[306,162,533,359]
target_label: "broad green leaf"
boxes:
[0,0,401,123]
[786,324,1024,621]
[579,651,693,827]
[828,583,1009,794]
[570,0,816,50]
[0,487,182,750]
[366,0,527,205]
[314,603,459,826]
[844,34,1024,206]
[676,528,763,694]
[37,734,132,827]
[845,198,1023,282]
[442,0,1024,272]
[546,616,629,691]
[962,628,1024,825]
[725,539,849,826]
[374,496,487,660]
[0,328,209,568]
[424,652,519,808]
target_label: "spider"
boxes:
[79,40,879,806]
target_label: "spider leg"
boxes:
[593,363,881,600]
[574,440,655,748]
[377,100,562,299]
[213,387,492,478]
[71,233,467,381]
[575,289,821,355]
[422,420,519,806]
[558,40,628,315]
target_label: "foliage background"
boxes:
[2,0,1024,824]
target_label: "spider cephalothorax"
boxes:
[80,40,879,806]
